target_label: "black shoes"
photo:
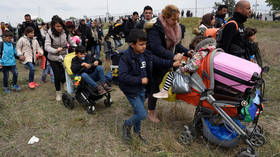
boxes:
[122,122,132,141]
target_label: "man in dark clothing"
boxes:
[136,6,153,30]
[218,0,252,60]
[214,5,228,28]
[78,19,92,51]
[18,14,43,46]
[124,12,139,42]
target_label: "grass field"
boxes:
[0,18,279,157]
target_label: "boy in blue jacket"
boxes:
[119,29,181,143]
[0,31,20,93]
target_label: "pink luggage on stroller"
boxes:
[213,52,262,93]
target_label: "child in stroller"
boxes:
[62,46,112,114]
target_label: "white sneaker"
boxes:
[56,91,62,101]
[153,89,169,99]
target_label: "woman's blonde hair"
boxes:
[161,5,180,19]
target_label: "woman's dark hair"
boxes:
[50,15,65,37]
[24,26,34,35]
[75,45,86,54]
[189,35,207,50]
[128,29,147,44]
[245,27,257,38]
[201,13,215,28]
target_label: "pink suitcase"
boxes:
[213,52,262,93]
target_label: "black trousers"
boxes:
[49,60,65,91]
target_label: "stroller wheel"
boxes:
[255,125,264,135]
[104,99,112,107]
[237,148,258,157]
[180,125,195,145]
[62,92,74,109]
[87,105,95,114]
[249,133,266,147]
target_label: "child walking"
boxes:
[102,36,114,61]
[245,27,262,67]
[119,29,180,143]
[16,26,43,89]
[0,31,20,93]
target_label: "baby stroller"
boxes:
[176,49,268,157]
[62,52,112,114]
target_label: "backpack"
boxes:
[216,20,238,44]
[204,20,238,39]
[0,41,17,59]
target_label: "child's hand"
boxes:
[57,47,63,52]
[85,63,91,69]
[19,56,25,61]
[142,77,148,85]
[81,63,87,67]
[173,60,182,67]
[93,61,99,66]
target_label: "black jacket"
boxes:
[19,22,43,45]
[124,18,138,42]
[71,54,102,75]
[146,18,188,76]
[78,24,91,48]
[219,12,249,59]
[136,20,145,29]
[118,46,174,97]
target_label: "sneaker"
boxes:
[96,84,106,95]
[153,89,168,99]
[12,85,21,91]
[122,122,132,141]
[56,91,62,101]
[102,82,112,92]
[34,82,40,87]
[29,82,36,89]
[4,87,10,94]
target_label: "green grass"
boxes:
[0,18,279,156]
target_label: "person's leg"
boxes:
[96,44,100,59]
[123,90,147,140]
[50,61,61,91]
[114,39,118,48]
[81,72,98,88]
[91,45,96,58]
[118,38,123,47]
[2,66,9,88]
[41,67,48,82]
[153,72,174,98]
[58,63,66,84]
[11,65,18,86]
[25,62,35,83]
[90,65,106,83]
[48,65,55,83]
[147,74,163,123]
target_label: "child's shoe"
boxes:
[12,85,21,91]
[4,87,10,94]
[135,133,148,144]
[29,82,36,89]
[34,82,40,87]
[122,122,132,141]
[153,89,168,98]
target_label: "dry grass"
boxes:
[0,19,279,157]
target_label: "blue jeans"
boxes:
[2,65,18,87]
[24,62,35,82]
[91,45,100,59]
[125,89,147,133]
[41,64,54,83]
[81,65,105,88]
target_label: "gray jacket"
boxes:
[45,29,76,62]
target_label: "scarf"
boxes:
[159,15,181,51]
[91,27,98,41]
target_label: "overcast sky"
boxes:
[1,0,271,26]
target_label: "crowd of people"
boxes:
[0,0,263,144]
